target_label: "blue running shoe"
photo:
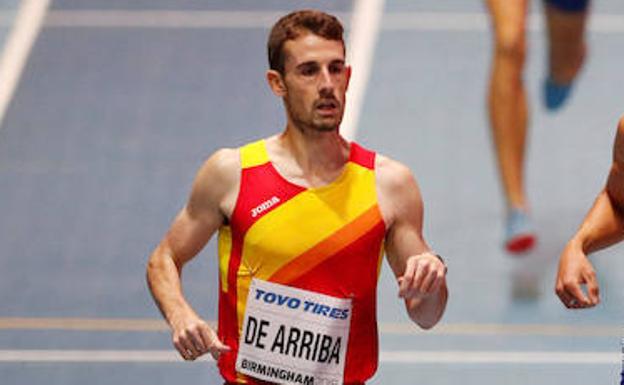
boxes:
[544,77,573,111]
[505,208,536,254]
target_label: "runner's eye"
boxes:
[298,63,319,76]
[329,62,345,74]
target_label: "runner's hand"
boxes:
[398,252,446,299]
[170,312,230,361]
[555,243,600,309]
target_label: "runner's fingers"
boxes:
[399,261,417,295]
[558,290,578,309]
[566,281,589,304]
[199,326,231,360]
[562,281,590,308]
[173,340,184,358]
[411,262,429,292]
[398,275,413,298]
[556,281,579,308]
[427,271,444,294]
[398,276,412,297]
[556,290,572,307]
[584,272,600,305]
[198,325,215,351]
[207,347,220,361]
[174,339,194,360]
[180,332,202,359]
[555,282,571,305]
[573,299,592,309]
[188,329,208,354]
[208,342,231,361]
[564,296,582,309]
[419,269,437,294]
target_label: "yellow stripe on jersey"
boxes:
[234,161,378,330]
[269,204,383,284]
[240,140,269,169]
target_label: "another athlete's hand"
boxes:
[398,252,446,299]
[170,311,230,361]
[555,242,600,309]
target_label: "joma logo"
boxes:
[251,196,281,218]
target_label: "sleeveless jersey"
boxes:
[217,139,386,384]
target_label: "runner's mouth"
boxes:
[316,100,339,113]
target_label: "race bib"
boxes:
[236,279,352,385]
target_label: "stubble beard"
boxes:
[287,105,343,134]
[299,114,341,134]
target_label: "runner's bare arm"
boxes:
[146,148,239,360]
[377,155,448,329]
[556,116,624,308]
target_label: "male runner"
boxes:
[485,0,590,253]
[147,9,448,385]
[555,116,624,309]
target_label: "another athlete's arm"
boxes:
[556,117,624,308]
[377,155,448,329]
[146,149,238,360]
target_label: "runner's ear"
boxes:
[267,70,286,97]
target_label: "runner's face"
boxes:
[281,34,349,132]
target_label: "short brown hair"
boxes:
[267,10,345,75]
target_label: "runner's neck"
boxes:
[266,129,350,187]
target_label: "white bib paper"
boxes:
[235,279,352,385]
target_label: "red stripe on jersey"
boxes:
[230,163,306,235]
[219,161,305,383]
[217,229,243,383]
[349,142,376,170]
[284,219,386,384]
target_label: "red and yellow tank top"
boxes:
[217,139,386,384]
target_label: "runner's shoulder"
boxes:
[192,148,241,199]
[201,147,240,179]
[375,154,418,193]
